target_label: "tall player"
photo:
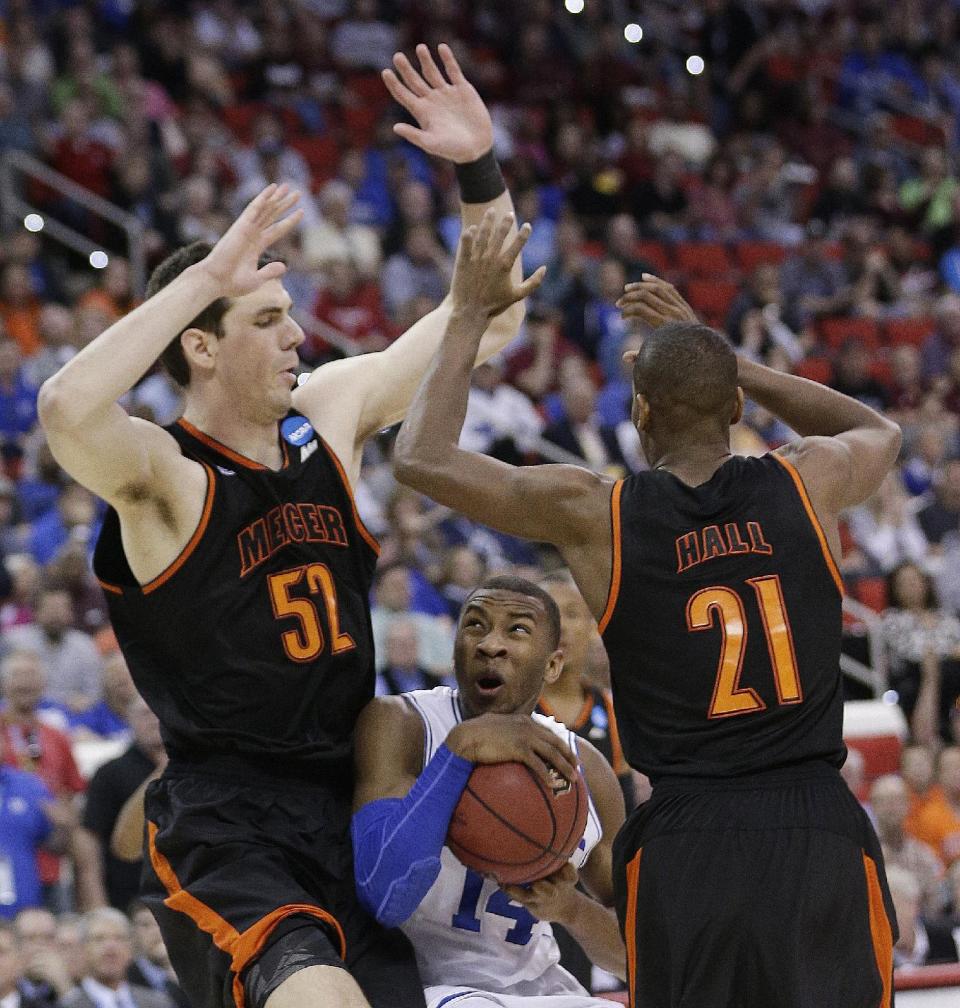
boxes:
[38,45,534,1008]
[352,575,626,1008]
[392,214,902,1008]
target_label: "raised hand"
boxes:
[446,712,580,785]
[616,274,700,328]
[382,42,493,163]
[451,209,546,319]
[198,184,302,298]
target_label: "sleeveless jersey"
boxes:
[400,686,602,996]
[92,415,379,778]
[599,453,845,783]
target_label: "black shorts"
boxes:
[612,763,897,1008]
[141,762,425,1008]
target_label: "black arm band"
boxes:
[455,148,507,204]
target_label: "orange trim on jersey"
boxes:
[602,689,628,776]
[142,464,216,595]
[147,822,346,1008]
[176,418,289,472]
[624,847,642,1008]
[97,578,123,595]
[537,694,594,732]
[862,852,893,1008]
[598,480,623,635]
[318,436,380,557]
[772,454,844,597]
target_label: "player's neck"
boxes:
[181,397,285,470]
[541,673,586,723]
[650,437,733,488]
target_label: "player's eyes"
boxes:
[511,624,531,634]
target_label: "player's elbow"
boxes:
[393,431,448,490]
[38,375,71,432]
[878,416,903,466]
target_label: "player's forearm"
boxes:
[39,263,219,430]
[737,356,898,439]
[394,306,487,488]
[554,891,626,980]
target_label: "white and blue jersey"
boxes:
[400,686,603,999]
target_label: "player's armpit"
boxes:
[352,696,426,811]
[575,738,627,909]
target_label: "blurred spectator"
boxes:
[459,358,543,464]
[302,180,382,278]
[630,150,688,240]
[589,259,629,379]
[78,700,164,912]
[25,482,98,568]
[374,619,441,696]
[923,294,960,380]
[871,774,946,918]
[7,588,102,712]
[685,155,739,242]
[126,901,187,1008]
[910,747,960,865]
[12,909,73,1007]
[0,739,67,920]
[541,374,626,475]
[54,916,85,992]
[779,220,846,325]
[75,262,136,325]
[831,340,890,412]
[848,480,929,575]
[58,908,172,1008]
[725,264,803,360]
[23,307,76,391]
[503,306,579,403]
[888,865,958,968]
[810,157,867,231]
[0,920,44,1008]
[436,545,485,621]
[1,558,40,634]
[918,459,960,547]
[329,0,398,72]
[370,563,453,678]
[901,147,959,236]
[0,268,42,359]
[381,224,452,319]
[0,341,39,442]
[309,259,393,359]
[67,655,133,741]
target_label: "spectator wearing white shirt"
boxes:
[301,181,382,279]
[459,356,543,464]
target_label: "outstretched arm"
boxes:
[393,212,614,614]
[296,44,527,484]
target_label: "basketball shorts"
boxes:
[612,762,897,1008]
[142,762,425,1008]
[424,986,618,1008]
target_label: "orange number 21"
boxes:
[686,575,801,719]
[268,563,355,662]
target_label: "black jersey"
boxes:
[93,415,379,777]
[599,453,845,783]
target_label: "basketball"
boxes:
[447,760,589,885]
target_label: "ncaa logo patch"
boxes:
[281,415,315,447]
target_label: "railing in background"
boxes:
[0,148,147,295]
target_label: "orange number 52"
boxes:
[267,563,355,662]
[686,575,802,719]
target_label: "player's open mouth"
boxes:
[475,673,504,696]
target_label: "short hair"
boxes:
[79,907,131,941]
[465,575,561,650]
[145,242,282,387]
[887,562,937,610]
[632,322,738,434]
[0,919,18,947]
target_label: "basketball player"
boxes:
[352,575,626,1008]
[392,217,902,1007]
[37,45,535,1008]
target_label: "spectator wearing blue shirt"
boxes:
[67,655,133,740]
[0,735,57,919]
[0,339,38,443]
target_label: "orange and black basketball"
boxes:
[447,760,589,885]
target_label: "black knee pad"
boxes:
[242,914,345,1008]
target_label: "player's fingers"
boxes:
[245,183,279,223]
[532,734,578,782]
[255,260,288,284]
[499,220,530,265]
[269,189,301,222]
[491,212,515,258]
[416,43,447,88]
[381,70,423,118]
[474,207,497,260]
[458,225,477,262]
[438,42,466,84]
[262,208,304,247]
[392,52,430,96]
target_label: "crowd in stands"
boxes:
[2,0,960,989]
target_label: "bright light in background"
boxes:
[564,0,584,12]
[882,689,900,705]
[89,250,109,269]
[686,55,705,75]
[624,23,643,43]
[23,213,43,232]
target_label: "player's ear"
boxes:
[633,393,651,431]
[543,649,564,687]
[731,387,745,426]
[181,327,219,375]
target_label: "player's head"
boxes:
[631,322,742,459]
[540,571,598,684]
[147,242,304,420]
[454,575,562,718]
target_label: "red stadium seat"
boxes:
[674,242,735,278]
[820,317,880,351]
[869,357,894,389]
[290,135,340,189]
[890,114,945,147]
[735,242,787,272]
[852,576,888,614]
[634,240,672,275]
[884,317,935,348]
[685,279,739,320]
[792,357,833,385]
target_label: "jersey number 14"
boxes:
[687,574,802,719]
